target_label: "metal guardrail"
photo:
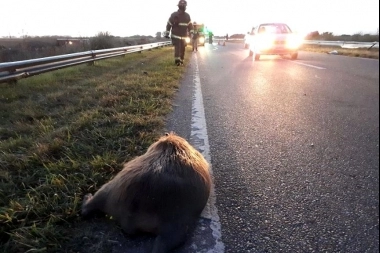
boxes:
[0,41,172,84]
[214,38,379,49]
[303,40,379,49]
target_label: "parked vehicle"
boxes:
[246,23,303,60]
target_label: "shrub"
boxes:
[90,32,114,50]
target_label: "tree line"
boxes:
[305,30,379,42]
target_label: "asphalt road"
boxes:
[116,42,379,253]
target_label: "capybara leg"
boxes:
[151,223,189,253]
[81,192,106,217]
[120,218,138,236]
[81,193,94,217]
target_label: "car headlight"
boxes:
[257,34,275,50]
[286,35,303,49]
[185,37,191,44]
[199,37,205,44]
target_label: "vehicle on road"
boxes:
[193,22,206,46]
[246,23,303,60]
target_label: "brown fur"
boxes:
[81,132,211,253]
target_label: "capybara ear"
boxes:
[165,131,177,136]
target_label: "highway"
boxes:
[116,42,379,252]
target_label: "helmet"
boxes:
[193,21,197,25]
[177,0,187,7]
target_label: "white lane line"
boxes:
[190,54,225,253]
[289,61,326,69]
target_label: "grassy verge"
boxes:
[300,44,379,59]
[0,46,191,252]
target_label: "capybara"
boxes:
[82,132,211,253]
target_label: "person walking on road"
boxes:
[192,22,199,52]
[164,0,193,66]
[208,31,214,44]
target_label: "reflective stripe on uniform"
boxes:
[167,20,172,26]
[171,34,188,40]
[178,23,188,26]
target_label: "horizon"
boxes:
[0,30,378,40]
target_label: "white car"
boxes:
[246,23,303,60]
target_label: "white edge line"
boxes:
[190,54,225,253]
[290,60,326,69]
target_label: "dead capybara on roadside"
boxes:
[81,132,211,253]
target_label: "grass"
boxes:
[0,46,191,253]
[1,40,377,253]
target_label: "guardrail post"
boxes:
[368,42,377,50]
[88,51,96,65]
[5,69,17,84]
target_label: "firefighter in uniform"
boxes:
[164,0,193,66]
[192,21,199,52]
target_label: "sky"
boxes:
[1,0,379,38]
